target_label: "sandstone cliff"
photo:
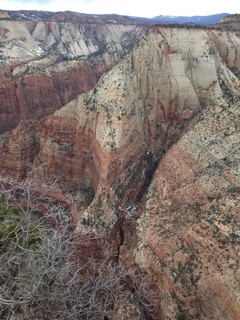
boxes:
[135,102,240,319]
[0,10,147,134]
[29,26,239,224]
[1,21,240,319]
[38,26,240,319]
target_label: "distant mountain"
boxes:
[152,13,230,25]
[1,9,231,26]
[0,9,150,25]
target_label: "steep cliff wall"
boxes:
[134,102,240,319]
[27,26,239,224]
[35,26,240,318]
[208,29,240,71]
[1,23,240,319]
[0,11,147,134]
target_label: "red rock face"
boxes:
[2,25,240,214]
[0,120,40,177]
[37,114,100,191]
[1,21,240,319]
[0,13,147,134]
[0,61,108,134]
[134,104,240,319]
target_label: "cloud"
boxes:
[0,0,54,10]
[0,0,239,18]
[4,0,53,3]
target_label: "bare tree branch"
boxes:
[0,174,162,319]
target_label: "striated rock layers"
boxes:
[1,24,240,319]
[0,10,147,134]
[134,102,240,319]
[34,26,240,223]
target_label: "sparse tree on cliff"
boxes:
[0,174,161,320]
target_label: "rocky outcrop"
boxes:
[1,22,240,319]
[0,11,147,134]
[25,26,239,224]
[208,29,240,71]
[134,102,240,319]
[36,26,240,319]
[0,120,40,177]
[219,14,240,24]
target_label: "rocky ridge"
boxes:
[134,102,240,319]
[0,18,240,319]
[37,26,240,319]
[27,26,239,223]
[219,14,240,24]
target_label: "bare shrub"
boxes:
[0,174,162,319]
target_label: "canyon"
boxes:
[0,10,147,134]
[0,10,240,320]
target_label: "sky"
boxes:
[0,0,239,19]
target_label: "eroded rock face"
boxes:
[1,23,240,319]
[0,120,40,177]
[0,11,147,134]
[208,29,240,71]
[135,102,240,319]
[29,26,240,227]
